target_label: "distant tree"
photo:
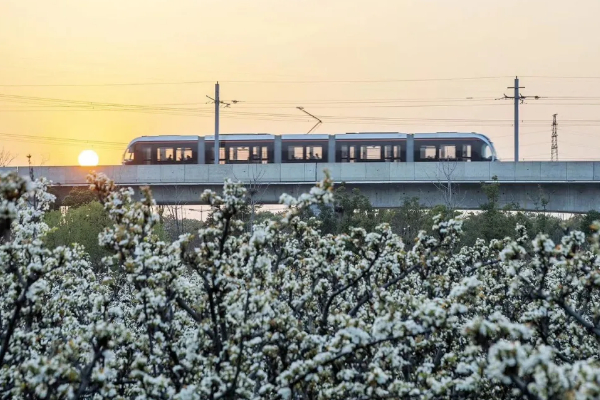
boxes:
[461,177,514,245]
[61,186,98,207]
[162,216,203,242]
[387,197,434,242]
[253,210,282,226]
[44,201,112,271]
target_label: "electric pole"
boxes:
[551,113,558,161]
[206,83,239,164]
[214,82,219,164]
[500,76,541,162]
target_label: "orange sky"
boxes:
[2,0,600,165]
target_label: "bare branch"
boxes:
[0,147,16,167]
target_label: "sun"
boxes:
[78,150,99,166]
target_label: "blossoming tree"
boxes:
[1,170,600,400]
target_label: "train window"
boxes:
[360,145,381,160]
[230,146,251,161]
[288,146,304,160]
[439,145,456,160]
[462,144,472,160]
[260,147,268,163]
[384,145,392,160]
[250,146,269,164]
[124,146,134,163]
[140,145,152,165]
[384,145,402,161]
[420,146,437,160]
[307,146,322,160]
[205,145,226,164]
[176,148,194,162]
[482,144,493,161]
[157,147,175,162]
[340,145,357,162]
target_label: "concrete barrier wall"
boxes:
[3,162,600,185]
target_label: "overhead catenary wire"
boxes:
[3,92,600,150]
[0,132,127,149]
[0,76,512,87]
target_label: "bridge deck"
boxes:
[2,162,600,213]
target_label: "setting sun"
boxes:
[78,150,99,166]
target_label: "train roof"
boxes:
[281,134,329,140]
[204,134,274,141]
[130,135,200,142]
[335,133,407,140]
[126,132,495,144]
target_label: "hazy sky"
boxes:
[2,0,600,165]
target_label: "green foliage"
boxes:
[385,197,434,243]
[44,201,112,270]
[301,187,433,240]
[253,210,282,226]
[62,187,98,207]
[460,178,574,246]
[580,210,600,236]
[334,186,381,233]
[461,178,515,245]
[302,181,581,249]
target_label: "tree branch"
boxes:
[349,265,418,317]
[320,249,381,331]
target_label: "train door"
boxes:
[339,144,357,162]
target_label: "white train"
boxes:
[122,132,497,165]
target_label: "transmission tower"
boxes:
[551,114,558,161]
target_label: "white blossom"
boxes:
[2,170,600,399]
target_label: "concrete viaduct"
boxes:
[2,162,600,213]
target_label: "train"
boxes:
[122,132,497,165]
